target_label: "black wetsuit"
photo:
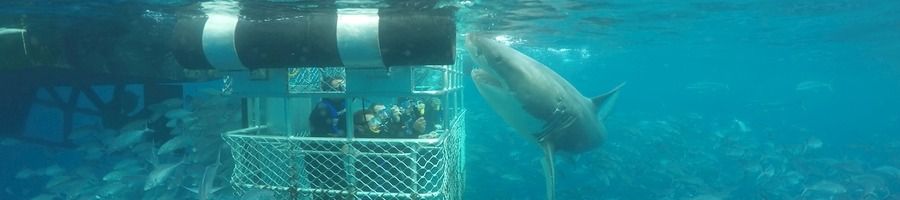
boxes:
[309,98,346,137]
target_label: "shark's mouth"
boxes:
[470,68,504,89]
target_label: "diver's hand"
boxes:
[331,130,345,137]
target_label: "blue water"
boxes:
[3,1,900,200]
[461,0,900,199]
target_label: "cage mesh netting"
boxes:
[224,111,465,200]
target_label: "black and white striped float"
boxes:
[173,7,456,71]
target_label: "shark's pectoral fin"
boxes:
[592,82,626,120]
[536,112,576,143]
[540,142,556,200]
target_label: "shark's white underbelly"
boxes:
[473,70,545,140]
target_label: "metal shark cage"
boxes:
[221,65,466,200]
[199,6,465,200]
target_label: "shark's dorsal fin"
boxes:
[540,142,556,200]
[592,82,625,120]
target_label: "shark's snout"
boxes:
[464,34,486,57]
[465,34,508,73]
[465,34,504,58]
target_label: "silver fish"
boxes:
[143,157,185,191]
[185,148,224,200]
[158,134,193,155]
[107,127,153,153]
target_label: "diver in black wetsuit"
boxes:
[309,76,346,137]
[305,76,348,198]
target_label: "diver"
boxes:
[354,102,406,138]
[309,76,346,137]
[395,97,442,139]
[423,97,444,133]
[401,98,431,138]
[305,76,349,197]
[384,104,407,137]
[352,104,378,138]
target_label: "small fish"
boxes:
[850,174,885,187]
[130,142,154,155]
[732,119,751,133]
[81,146,105,160]
[113,159,142,170]
[806,137,823,149]
[165,118,179,128]
[685,81,730,94]
[158,135,193,155]
[783,171,804,185]
[44,175,73,188]
[144,157,185,191]
[96,182,130,197]
[14,169,34,179]
[874,165,900,178]
[147,98,184,113]
[756,165,775,181]
[103,168,144,182]
[120,119,152,132]
[43,165,65,176]
[795,81,832,93]
[165,108,193,120]
[107,127,153,153]
[69,122,103,141]
[161,98,185,107]
[185,148,224,200]
[804,180,847,195]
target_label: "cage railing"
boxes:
[223,109,464,200]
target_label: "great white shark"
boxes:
[466,34,624,200]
